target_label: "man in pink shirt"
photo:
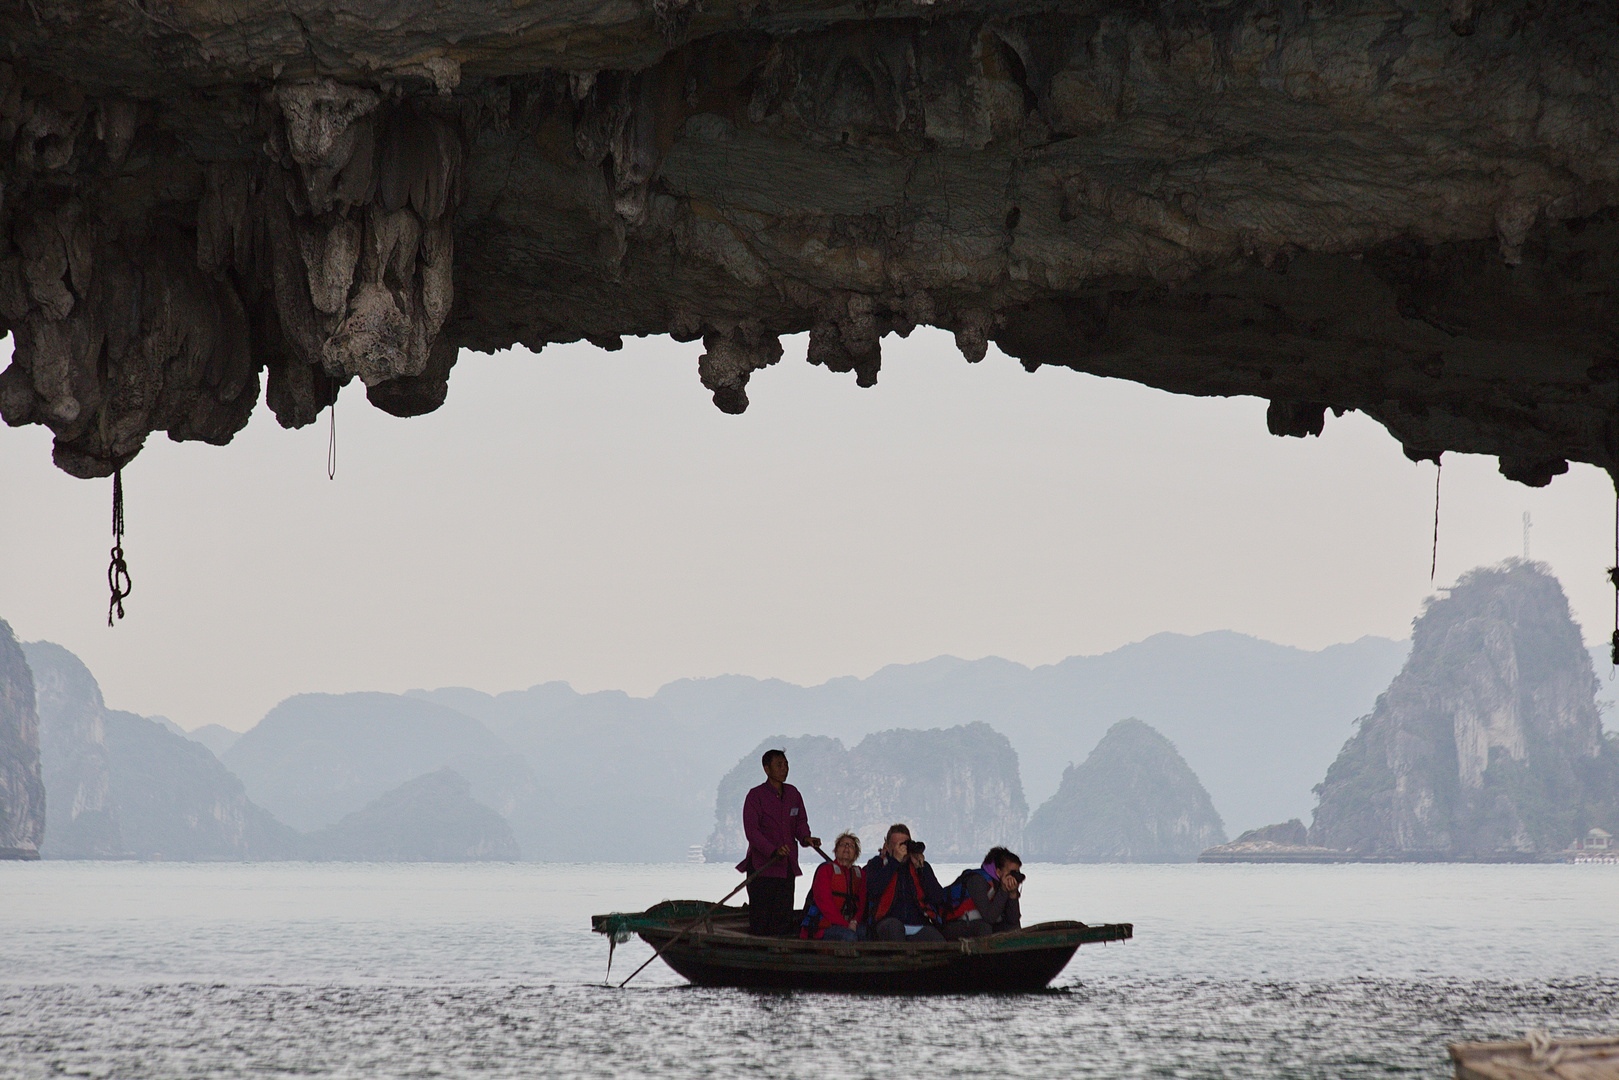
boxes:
[736,748,821,936]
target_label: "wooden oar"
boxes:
[617,850,783,988]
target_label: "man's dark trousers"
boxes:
[747,876,795,936]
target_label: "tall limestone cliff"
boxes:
[1310,562,1619,855]
[705,723,1027,863]
[0,620,45,858]
[22,641,122,857]
[1024,719,1227,862]
[23,640,294,859]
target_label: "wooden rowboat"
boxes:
[592,901,1132,993]
[1450,1034,1619,1080]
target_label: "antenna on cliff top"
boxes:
[1523,511,1532,561]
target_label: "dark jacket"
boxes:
[864,852,946,925]
[958,867,1021,931]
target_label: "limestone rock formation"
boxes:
[3,2,1619,484]
[0,619,45,858]
[410,683,713,862]
[1233,819,1308,847]
[302,768,520,861]
[1024,718,1226,862]
[22,640,122,857]
[706,723,1028,862]
[1310,562,1619,856]
[23,639,296,859]
[102,710,297,860]
[221,692,537,833]
[1197,818,1351,862]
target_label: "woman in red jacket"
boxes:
[802,832,867,941]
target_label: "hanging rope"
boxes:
[1609,490,1618,668]
[326,399,337,480]
[107,469,131,627]
[1430,456,1442,584]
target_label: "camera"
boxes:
[906,839,926,854]
[1006,869,1025,884]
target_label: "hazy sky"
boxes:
[2,329,1615,732]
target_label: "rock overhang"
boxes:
[1,0,1616,487]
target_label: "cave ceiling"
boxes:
[1,0,1617,487]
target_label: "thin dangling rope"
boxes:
[107,469,132,627]
[1430,457,1442,584]
[326,400,337,480]
[1608,490,1618,671]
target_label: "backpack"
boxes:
[941,866,997,921]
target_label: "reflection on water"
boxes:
[2,862,1615,1078]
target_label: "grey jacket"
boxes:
[960,869,1021,931]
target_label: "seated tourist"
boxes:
[940,846,1023,940]
[863,824,946,942]
[801,832,867,941]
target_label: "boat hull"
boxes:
[596,905,1131,993]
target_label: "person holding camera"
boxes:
[940,846,1024,940]
[863,824,946,942]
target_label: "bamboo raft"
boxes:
[592,900,1132,992]
[1450,1034,1619,1080]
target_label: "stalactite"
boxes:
[698,323,782,414]
[2,1,1619,483]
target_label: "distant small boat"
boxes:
[686,845,706,863]
[592,901,1132,993]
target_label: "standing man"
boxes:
[736,749,821,937]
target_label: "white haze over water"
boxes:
[2,331,1616,733]
[1,862,1615,1078]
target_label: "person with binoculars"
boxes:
[863,824,949,942]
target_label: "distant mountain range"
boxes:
[43,620,1619,861]
[404,630,1411,854]
[7,593,1616,861]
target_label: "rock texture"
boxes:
[303,768,520,861]
[22,640,122,857]
[1024,718,1226,861]
[3,2,1619,484]
[1310,562,1619,856]
[102,710,297,860]
[0,619,45,858]
[706,723,1028,862]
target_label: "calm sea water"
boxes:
[1,861,1615,1078]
